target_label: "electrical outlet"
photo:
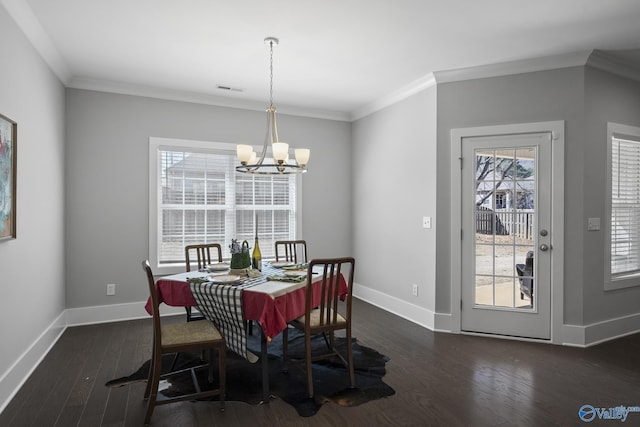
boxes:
[412,284,419,297]
[587,217,601,231]
[422,216,431,229]
[106,283,116,296]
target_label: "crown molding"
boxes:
[3,0,350,122]
[350,73,436,121]
[587,49,640,83]
[67,76,352,122]
[2,0,71,83]
[8,0,637,125]
[351,51,595,121]
[434,50,593,84]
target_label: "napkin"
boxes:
[186,277,210,284]
[267,274,306,283]
[281,263,309,270]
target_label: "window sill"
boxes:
[605,275,640,291]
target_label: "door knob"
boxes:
[539,244,549,251]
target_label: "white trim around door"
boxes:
[450,121,565,344]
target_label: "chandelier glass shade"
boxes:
[236,37,310,175]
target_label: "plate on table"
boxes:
[270,261,295,268]
[207,262,230,272]
[208,274,242,285]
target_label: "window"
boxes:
[149,138,300,274]
[607,123,640,289]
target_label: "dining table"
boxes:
[144,261,347,402]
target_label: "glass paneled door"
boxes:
[461,132,552,339]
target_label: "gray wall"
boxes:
[436,67,586,322]
[65,89,352,308]
[352,87,438,310]
[0,7,66,390]
[583,66,640,324]
[435,64,640,328]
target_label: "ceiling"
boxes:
[6,0,640,120]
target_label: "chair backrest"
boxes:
[185,243,223,272]
[525,250,534,269]
[275,240,308,263]
[305,257,355,328]
[142,260,162,352]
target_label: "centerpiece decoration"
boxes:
[229,239,252,274]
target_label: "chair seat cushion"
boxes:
[291,308,347,328]
[161,320,223,347]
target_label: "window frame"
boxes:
[149,137,303,275]
[605,122,640,290]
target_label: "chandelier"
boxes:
[236,37,310,174]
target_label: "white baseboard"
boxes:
[0,302,184,414]
[4,292,640,415]
[353,282,640,348]
[353,282,436,330]
[64,301,185,326]
[563,311,640,347]
[0,311,66,415]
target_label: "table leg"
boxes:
[260,325,270,404]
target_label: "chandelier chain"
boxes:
[269,40,274,108]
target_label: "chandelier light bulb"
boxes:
[237,144,253,165]
[295,149,310,167]
[272,142,289,163]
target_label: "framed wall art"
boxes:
[0,113,16,240]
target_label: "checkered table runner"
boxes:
[188,266,279,363]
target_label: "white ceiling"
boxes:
[6,0,640,120]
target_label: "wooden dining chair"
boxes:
[186,243,223,271]
[184,243,223,321]
[275,240,308,263]
[142,260,226,426]
[282,257,355,398]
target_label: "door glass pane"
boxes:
[474,147,536,310]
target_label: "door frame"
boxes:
[450,121,565,343]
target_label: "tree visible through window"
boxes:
[152,142,297,266]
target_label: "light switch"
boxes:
[587,218,600,231]
[423,216,431,229]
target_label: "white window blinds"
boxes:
[154,143,297,265]
[611,135,640,277]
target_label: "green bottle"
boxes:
[252,236,262,271]
[252,213,262,271]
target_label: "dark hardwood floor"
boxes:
[2,299,640,426]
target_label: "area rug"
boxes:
[106,329,395,417]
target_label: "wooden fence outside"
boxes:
[476,208,534,240]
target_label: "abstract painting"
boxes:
[0,113,16,240]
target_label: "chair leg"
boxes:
[169,352,181,372]
[143,348,155,399]
[305,331,314,398]
[346,327,355,389]
[208,349,214,383]
[144,350,163,426]
[185,306,192,322]
[218,345,226,411]
[282,327,289,373]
